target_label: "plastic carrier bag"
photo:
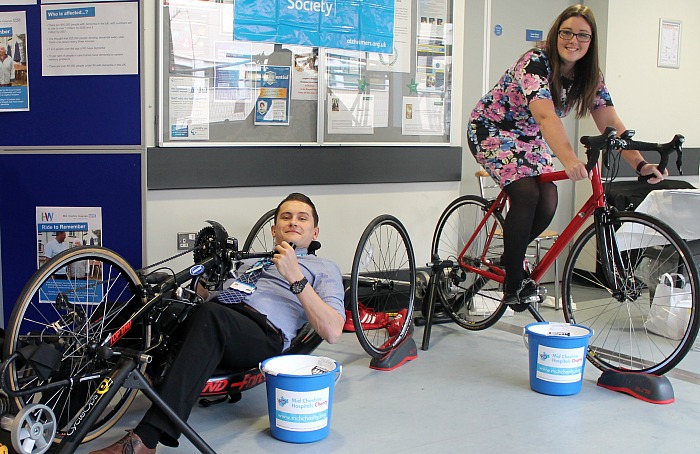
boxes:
[644,273,692,340]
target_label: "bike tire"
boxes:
[431,195,507,330]
[3,246,150,443]
[562,211,700,374]
[350,215,416,358]
[242,208,276,253]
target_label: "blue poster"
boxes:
[234,0,395,54]
[255,65,291,126]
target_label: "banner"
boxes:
[234,0,395,54]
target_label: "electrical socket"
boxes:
[177,232,197,250]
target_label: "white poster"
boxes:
[288,46,318,101]
[36,206,103,303]
[327,91,374,134]
[41,2,138,76]
[402,96,444,136]
[169,76,210,140]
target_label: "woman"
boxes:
[467,4,666,311]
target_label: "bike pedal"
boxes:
[522,295,541,305]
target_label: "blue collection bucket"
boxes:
[260,355,342,443]
[524,322,592,396]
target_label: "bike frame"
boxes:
[457,164,607,290]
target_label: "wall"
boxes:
[605,0,699,150]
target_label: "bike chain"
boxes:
[135,246,200,274]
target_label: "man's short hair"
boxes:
[274,193,319,226]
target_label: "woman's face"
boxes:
[556,16,592,71]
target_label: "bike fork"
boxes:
[593,207,626,298]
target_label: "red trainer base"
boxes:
[369,335,418,371]
[596,369,675,404]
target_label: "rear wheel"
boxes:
[431,195,507,330]
[350,215,416,358]
[3,246,149,443]
[562,211,700,374]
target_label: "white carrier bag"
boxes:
[644,273,692,340]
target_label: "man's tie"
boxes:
[218,258,273,304]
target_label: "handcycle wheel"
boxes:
[350,215,416,358]
[242,208,276,252]
[562,211,700,374]
[3,246,149,444]
[431,195,507,330]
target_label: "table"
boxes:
[618,189,700,250]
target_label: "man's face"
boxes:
[56,232,66,243]
[0,48,6,59]
[271,201,318,249]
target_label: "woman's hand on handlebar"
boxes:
[639,163,668,184]
[563,159,590,181]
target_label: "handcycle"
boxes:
[422,126,700,376]
[0,212,416,453]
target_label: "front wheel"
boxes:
[3,246,149,443]
[562,211,700,374]
[350,215,416,358]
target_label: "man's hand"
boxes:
[272,241,304,284]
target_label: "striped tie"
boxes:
[218,258,273,304]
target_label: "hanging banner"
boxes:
[234,0,395,54]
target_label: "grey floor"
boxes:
[77,301,700,454]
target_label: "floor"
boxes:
[76,301,700,454]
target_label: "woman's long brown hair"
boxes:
[543,4,601,118]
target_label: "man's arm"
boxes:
[273,242,345,344]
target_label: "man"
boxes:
[44,231,69,279]
[0,46,14,86]
[91,193,346,454]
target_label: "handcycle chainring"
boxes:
[192,221,232,289]
[192,226,219,263]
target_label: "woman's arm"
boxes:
[530,98,588,181]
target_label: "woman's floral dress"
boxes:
[467,48,613,188]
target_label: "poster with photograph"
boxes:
[0,10,29,111]
[36,206,103,303]
[288,46,318,101]
[255,65,291,126]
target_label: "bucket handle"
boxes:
[259,361,343,382]
[523,325,595,350]
[335,365,343,384]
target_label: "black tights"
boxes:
[502,177,558,293]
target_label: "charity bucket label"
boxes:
[535,345,585,383]
[274,387,330,431]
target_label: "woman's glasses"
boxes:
[558,30,592,43]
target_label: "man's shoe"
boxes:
[343,303,389,332]
[386,309,408,337]
[89,430,155,454]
